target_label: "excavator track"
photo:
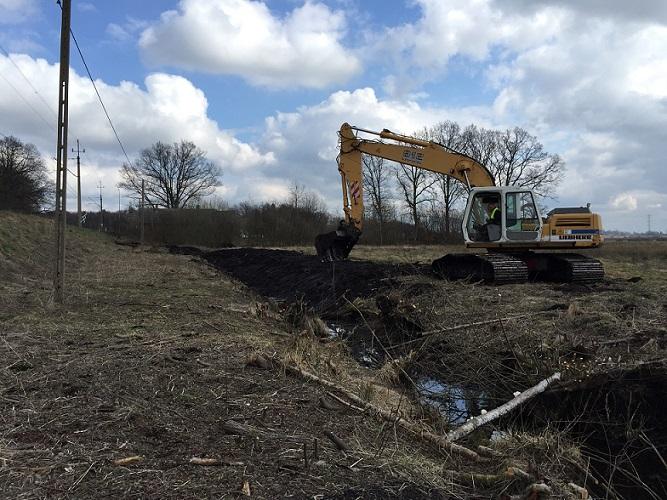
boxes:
[432,252,605,284]
[540,253,604,283]
[432,253,528,284]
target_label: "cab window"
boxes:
[467,193,501,242]
[505,191,539,240]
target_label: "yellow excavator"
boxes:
[315,123,604,283]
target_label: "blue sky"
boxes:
[1,0,666,232]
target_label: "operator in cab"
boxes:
[487,200,501,225]
[485,198,501,241]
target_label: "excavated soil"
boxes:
[203,248,427,314]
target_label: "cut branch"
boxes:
[421,312,552,337]
[264,356,479,461]
[446,372,561,442]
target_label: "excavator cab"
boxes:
[463,187,542,247]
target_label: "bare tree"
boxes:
[425,122,467,238]
[288,181,326,213]
[396,163,437,240]
[0,136,52,212]
[119,140,221,208]
[362,155,393,244]
[462,125,564,197]
[494,127,564,197]
[288,181,306,209]
[461,124,497,171]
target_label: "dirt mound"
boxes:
[203,248,426,314]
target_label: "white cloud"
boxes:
[0,53,272,211]
[106,18,149,43]
[256,87,496,209]
[106,23,131,42]
[77,2,97,13]
[370,0,566,96]
[500,0,667,26]
[0,0,36,24]
[459,3,667,231]
[139,0,361,89]
[611,193,638,212]
[250,0,667,231]
[607,191,667,232]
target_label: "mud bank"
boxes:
[202,248,426,314]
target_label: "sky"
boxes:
[0,0,666,232]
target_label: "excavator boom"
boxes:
[315,123,494,261]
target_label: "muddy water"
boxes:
[417,378,490,425]
[325,321,491,425]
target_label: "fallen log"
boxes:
[267,356,479,461]
[112,455,143,466]
[446,372,561,442]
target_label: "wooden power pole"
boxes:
[72,139,85,227]
[97,181,104,232]
[140,179,145,245]
[53,0,71,304]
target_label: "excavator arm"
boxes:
[315,123,494,260]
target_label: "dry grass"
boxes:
[0,211,517,498]
[592,239,667,261]
[6,212,655,498]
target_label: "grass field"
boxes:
[1,212,665,498]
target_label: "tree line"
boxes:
[1,119,563,247]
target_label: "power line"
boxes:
[0,44,59,121]
[0,71,56,132]
[56,1,133,169]
[0,45,83,152]
[49,157,78,201]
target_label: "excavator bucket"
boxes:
[315,223,360,262]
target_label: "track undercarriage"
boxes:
[432,251,604,284]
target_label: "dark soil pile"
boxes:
[203,248,426,314]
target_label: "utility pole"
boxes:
[97,181,104,232]
[648,214,652,234]
[117,187,121,236]
[53,0,71,304]
[140,179,145,245]
[72,139,85,227]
